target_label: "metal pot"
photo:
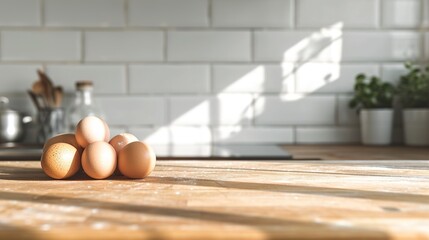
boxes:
[0,97,32,143]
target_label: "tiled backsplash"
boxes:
[0,0,427,144]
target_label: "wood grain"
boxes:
[1,160,429,239]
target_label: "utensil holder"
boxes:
[37,108,65,143]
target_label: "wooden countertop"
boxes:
[1,159,429,239]
[283,145,429,160]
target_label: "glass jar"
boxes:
[38,107,65,143]
[66,81,104,132]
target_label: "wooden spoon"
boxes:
[37,69,55,107]
[31,80,44,95]
[54,87,63,108]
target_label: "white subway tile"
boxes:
[296,127,360,144]
[85,31,163,62]
[168,31,251,62]
[98,96,165,125]
[423,0,429,28]
[170,126,212,144]
[213,127,294,144]
[382,0,421,28]
[255,95,336,125]
[45,0,124,27]
[169,96,210,125]
[255,31,308,62]
[108,127,127,138]
[212,94,253,125]
[129,0,208,27]
[0,65,42,93]
[337,95,359,125]
[169,94,253,125]
[130,127,170,145]
[255,31,421,62]
[46,65,126,94]
[130,126,212,145]
[297,0,378,28]
[295,63,379,93]
[212,0,292,28]
[1,31,80,61]
[213,64,294,93]
[254,30,343,62]
[129,65,210,94]
[342,32,421,61]
[0,0,40,26]
[381,64,408,84]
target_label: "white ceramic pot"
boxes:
[360,109,394,145]
[403,109,429,146]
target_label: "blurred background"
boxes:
[0,0,427,146]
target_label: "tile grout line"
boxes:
[291,0,296,30]
[40,0,45,27]
[164,31,168,62]
[80,31,85,64]
[377,0,382,29]
[208,0,212,27]
[124,0,129,27]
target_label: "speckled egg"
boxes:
[41,142,81,179]
[43,133,82,154]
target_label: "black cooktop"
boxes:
[0,144,293,160]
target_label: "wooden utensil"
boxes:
[37,70,55,107]
[54,87,63,108]
[31,80,44,95]
[27,91,41,111]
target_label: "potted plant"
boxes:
[349,74,396,145]
[397,62,429,146]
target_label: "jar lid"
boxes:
[76,81,94,90]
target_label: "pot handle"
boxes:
[22,116,33,124]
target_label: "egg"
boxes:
[109,133,139,154]
[75,116,110,148]
[81,141,116,179]
[43,133,82,154]
[41,142,81,179]
[118,141,156,179]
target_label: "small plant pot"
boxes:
[403,109,429,146]
[360,109,394,145]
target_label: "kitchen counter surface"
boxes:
[283,145,429,160]
[1,160,429,239]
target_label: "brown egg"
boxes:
[118,141,156,179]
[109,133,139,154]
[43,133,82,153]
[75,116,109,148]
[41,143,81,179]
[81,141,116,179]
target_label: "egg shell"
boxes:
[118,141,156,179]
[43,133,82,154]
[109,133,139,176]
[41,142,81,179]
[82,141,116,179]
[109,133,139,154]
[75,116,109,148]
